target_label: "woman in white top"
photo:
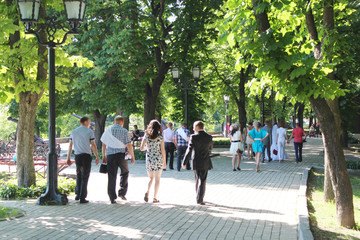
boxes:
[276,122,288,162]
[229,124,243,171]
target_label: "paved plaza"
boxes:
[0,138,325,240]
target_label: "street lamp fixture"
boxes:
[171,67,180,84]
[171,66,201,126]
[223,95,230,105]
[192,66,201,80]
[17,0,87,205]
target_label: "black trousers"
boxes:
[107,152,128,201]
[75,153,92,200]
[165,142,175,169]
[177,146,190,171]
[194,169,208,203]
[294,142,303,162]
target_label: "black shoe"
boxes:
[198,202,205,205]
[119,195,127,201]
[163,169,166,171]
[186,168,191,170]
[75,196,80,201]
[80,199,89,204]
[233,169,236,171]
[111,200,116,204]
[144,193,149,203]
[170,168,174,170]
[237,167,241,171]
[262,160,265,163]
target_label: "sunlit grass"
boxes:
[0,206,23,220]
[307,169,360,240]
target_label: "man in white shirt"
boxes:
[162,122,175,170]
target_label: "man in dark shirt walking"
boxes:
[183,121,213,205]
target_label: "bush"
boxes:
[0,177,76,200]
[346,160,360,170]
[134,150,146,160]
[213,138,230,145]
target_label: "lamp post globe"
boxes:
[192,66,201,80]
[63,0,87,30]
[17,0,41,22]
[171,67,180,81]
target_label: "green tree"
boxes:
[220,0,356,227]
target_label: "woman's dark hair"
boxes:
[146,120,162,139]
[230,124,239,136]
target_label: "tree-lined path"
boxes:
[0,138,324,240]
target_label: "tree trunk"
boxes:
[92,110,107,150]
[144,83,157,128]
[16,92,42,187]
[116,108,129,130]
[324,150,335,201]
[297,103,305,128]
[310,96,355,228]
[9,1,47,188]
[143,62,170,127]
[235,66,248,128]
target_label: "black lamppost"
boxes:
[16,0,87,205]
[223,95,230,137]
[171,67,201,127]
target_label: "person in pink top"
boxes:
[288,123,307,163]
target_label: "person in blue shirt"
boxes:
[247,122,269,172]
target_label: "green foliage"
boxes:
[347,161,360,170]
[134,150,146,161]
[0,105,17,140]
[0,174,76,200]
[0,206,22,220]
[213,138,231,146]
[219,0,353,103]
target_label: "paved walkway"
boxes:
[0,138,325,240]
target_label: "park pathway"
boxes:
[0,138,324,240]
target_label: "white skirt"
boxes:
[230,142,243,155]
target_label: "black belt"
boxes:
[231,140,241,142]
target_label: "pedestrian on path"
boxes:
[175,123,191,171]
[247,122,269,172]
[140,120,166,203]
[162,122,175,170]
[245,122,254,159]
[276,122,288,162]
[67,116,99,204]
[101,116,135,204]
[262,120,272,162]
[183,121,213,205]
[288,123,307,163]
[229,123,243,171]
[270,122,278,160]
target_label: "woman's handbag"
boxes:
[273,149,278,155]
[99,163,108,174]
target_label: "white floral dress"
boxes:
[145,135,163,171]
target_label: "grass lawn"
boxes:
[0,206,24,220]
[307,169,360,240]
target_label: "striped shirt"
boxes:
[106,124,131,155]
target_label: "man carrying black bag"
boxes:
[67,116,99,203]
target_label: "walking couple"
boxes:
[140,120,213,205]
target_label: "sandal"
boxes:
[144,193,148,203]
[237,167,241,171]
[153,198,160,203]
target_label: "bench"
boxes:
[0,157,75,178]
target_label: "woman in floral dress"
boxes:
[140,120,166,203]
